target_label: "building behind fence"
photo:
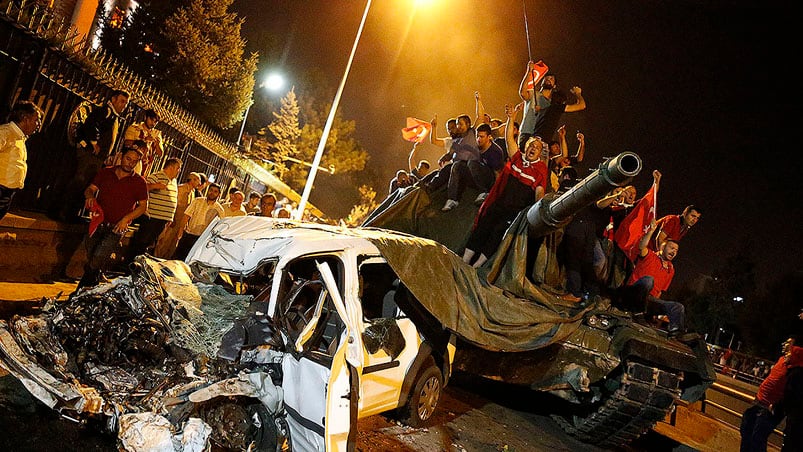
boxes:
[0,0,322,218]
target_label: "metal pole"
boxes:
[295,0,372,220]
[237,103,251,146]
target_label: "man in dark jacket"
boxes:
[61,90,129,221]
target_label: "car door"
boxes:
[280,261,362,451]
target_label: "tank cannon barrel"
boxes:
[526,151,642,237]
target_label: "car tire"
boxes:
[401,360,443,427]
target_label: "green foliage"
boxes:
[163,0,257,129]
[343,185,379,227]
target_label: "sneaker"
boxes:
[441,199,459,211]
[474,192,488,205]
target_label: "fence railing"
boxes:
[1,0,322,217]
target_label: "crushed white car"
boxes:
[0,218,457,451]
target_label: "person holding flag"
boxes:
[518,60,586,150]
[616,171,687,335]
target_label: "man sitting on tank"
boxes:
[619,213,686,336]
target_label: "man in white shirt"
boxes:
[126,157,182,262]
[173,183,224,260]
[222,190,247,217]
[0,101,42,220]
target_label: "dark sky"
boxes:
[232,0,799,291]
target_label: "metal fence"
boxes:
[0,0,267,215]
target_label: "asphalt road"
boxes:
[0,372,683,452]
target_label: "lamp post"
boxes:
[237,72,287,146]
[294,0,372,220]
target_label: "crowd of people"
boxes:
[1,92,296,293]
[385,61,704,338]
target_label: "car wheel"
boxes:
[402,362,443,427]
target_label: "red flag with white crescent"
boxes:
[614,184,658,262]
[525,60,550,90]
[401,117,432,143]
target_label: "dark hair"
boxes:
[124,139,147,150]
[122,147,144,159]
[143,108,160,121]
[476,123,493,135]
[249,191,262,200]
[418,160,430,169]
[9,101,41,123]
[227,186,238,195]
[457,114,472,128]
[261,193,277,203]
[110,89,130,99]
[684,205,701,215]
[208,182,221,191]
[548,140,560,147]
[558,166,578,181]
[197,173,208,185]
[164,157,181,169]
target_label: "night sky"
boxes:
[232,0,798,291]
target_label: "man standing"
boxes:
[652,205,702,250]
[123,108,163,175]
[0,101,42,220]
[245,191,262,215]
[518,61,586,149]
[621,197,687,335]
[76,147,147,290]
[62,90,130,221]
[259,193,277,218]
[740,336,798,452]
[126,157,181,262]
[471,122,506,205]
[173,183,224,260]
[222,190,247,217]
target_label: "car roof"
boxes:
[185,216,423,273]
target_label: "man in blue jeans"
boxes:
[621,217,686,334]
[740,336,798,452]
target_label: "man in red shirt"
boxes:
[75,147,147,290]
[740,335,798,452]
[651,205,701,250]
[621,217,685,334]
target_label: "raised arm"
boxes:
[429,114,446,148]
[565,86,586,113]
[407,142,421,172]
[505,103,523,159]
[519,61,535,101]
[558,125,569,158]
[573,131,586,162]
[475,91,490,126]
[638,218,658,258]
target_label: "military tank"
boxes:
[364,151,716,448]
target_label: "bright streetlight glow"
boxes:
[263,73,285,93]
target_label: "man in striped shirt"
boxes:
[126,157,181,263]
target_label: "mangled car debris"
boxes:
[0,223,460,451]
[0,152,715,451]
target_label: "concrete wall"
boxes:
[0,213,87,282]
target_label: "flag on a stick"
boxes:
[401,117,432,143]
[614,184,657,262]
[525,60,549,90]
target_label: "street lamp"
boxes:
[237,72,287,146]
[295,0,372,220]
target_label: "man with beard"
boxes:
[75,147,147,291]
[518,61,586,149]
[621,208,686,335]
[172,182,224,260]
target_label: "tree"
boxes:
[246,88,300,176]
[162,0,257,129]
[343,185,379,227]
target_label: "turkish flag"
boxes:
[401,117,432,143]
[614,184,657,262]
[88,203,104,237]
[525,60,550,90]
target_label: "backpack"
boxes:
[66,100,95,147]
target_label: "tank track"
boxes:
[551,361,681,448]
